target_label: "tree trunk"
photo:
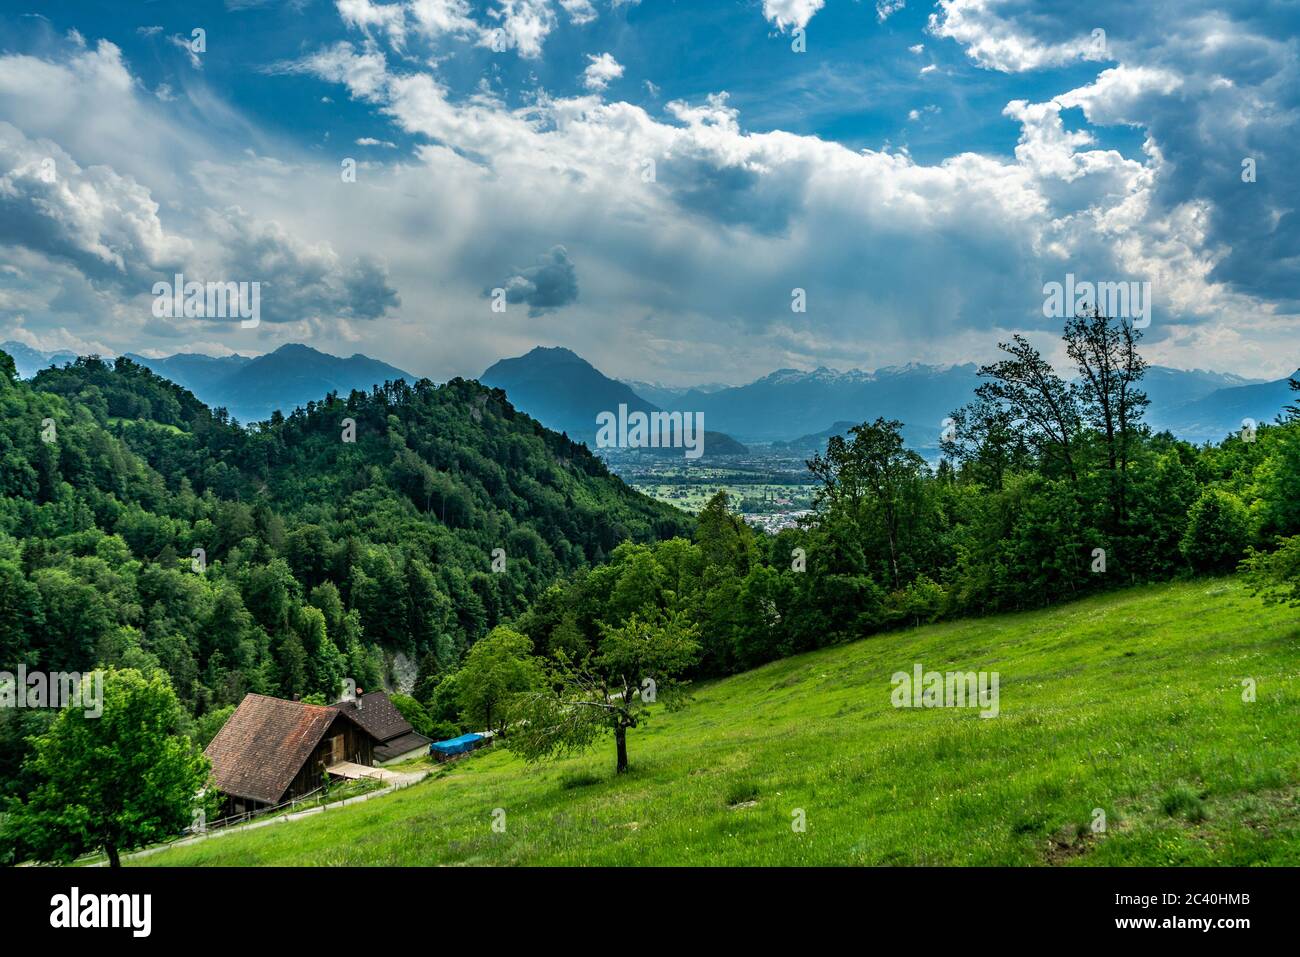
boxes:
[614,724,629,774]
[106,844,121,868]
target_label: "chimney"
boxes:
[356,689,364,711]
[293,694,300,702]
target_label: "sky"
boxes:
[0,0,1296,385]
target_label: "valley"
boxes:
[606,447,816,529]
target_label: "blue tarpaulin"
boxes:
[429,732,485,756]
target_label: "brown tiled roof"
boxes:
[332,691,413,743]
[205,694,362,804]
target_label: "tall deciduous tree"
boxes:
[975,335,1082,484]
[1064,307,1149,524]
[808,418,928,589]
[940,397,1025,489]
[456,626,541,735]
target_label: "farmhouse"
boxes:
[332,690,432,764]
[205,693,380,816]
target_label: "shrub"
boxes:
[1180,489,1250,573]
[390,693,433,737]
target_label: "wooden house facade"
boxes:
[205,693,381,816]
[331,690,432,764]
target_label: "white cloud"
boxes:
[876,0,906,22]
[268,42,391,101]
[482,0,557,59]
[2,322,114,357]
[559,0,598,25]
[583,52,624,91]
[761,0,825,32]
[408,0,477,37]
[259,17,1300,377]
[168,33,203,70]
[0,121,190,282]
[1055,65,1183,126]
[928,0,1111,72]
[0,40,401,352]
[337,0,409,49]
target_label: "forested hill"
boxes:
[0,350,691,723]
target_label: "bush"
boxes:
[390,693,433,737]
[426,720,462,742]
[1180,489,1251,573]
[1243,534,1300,605]
[888,573,947,627]
[190,705,235,750]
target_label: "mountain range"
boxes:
[494,348,1297,451]
[3,340,79,378]
[4,341,415,424]
[6,339,1295,449]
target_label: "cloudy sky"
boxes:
[0,0,1295,384]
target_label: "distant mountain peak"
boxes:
[122,343,415,424]
[481,346,749,456]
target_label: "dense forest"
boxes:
[0,350,690,801]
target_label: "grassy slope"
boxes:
[143,577,1300,866]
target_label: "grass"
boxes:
[140,576,1300,866]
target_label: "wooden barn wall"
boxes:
[284,717,375,800]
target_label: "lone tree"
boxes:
[508,611,699,774]
[4,667,215,867]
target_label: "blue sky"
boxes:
[0,0,1295,384]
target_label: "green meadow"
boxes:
[141,576,1300,866]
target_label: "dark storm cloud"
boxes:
[492,245,579,316]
